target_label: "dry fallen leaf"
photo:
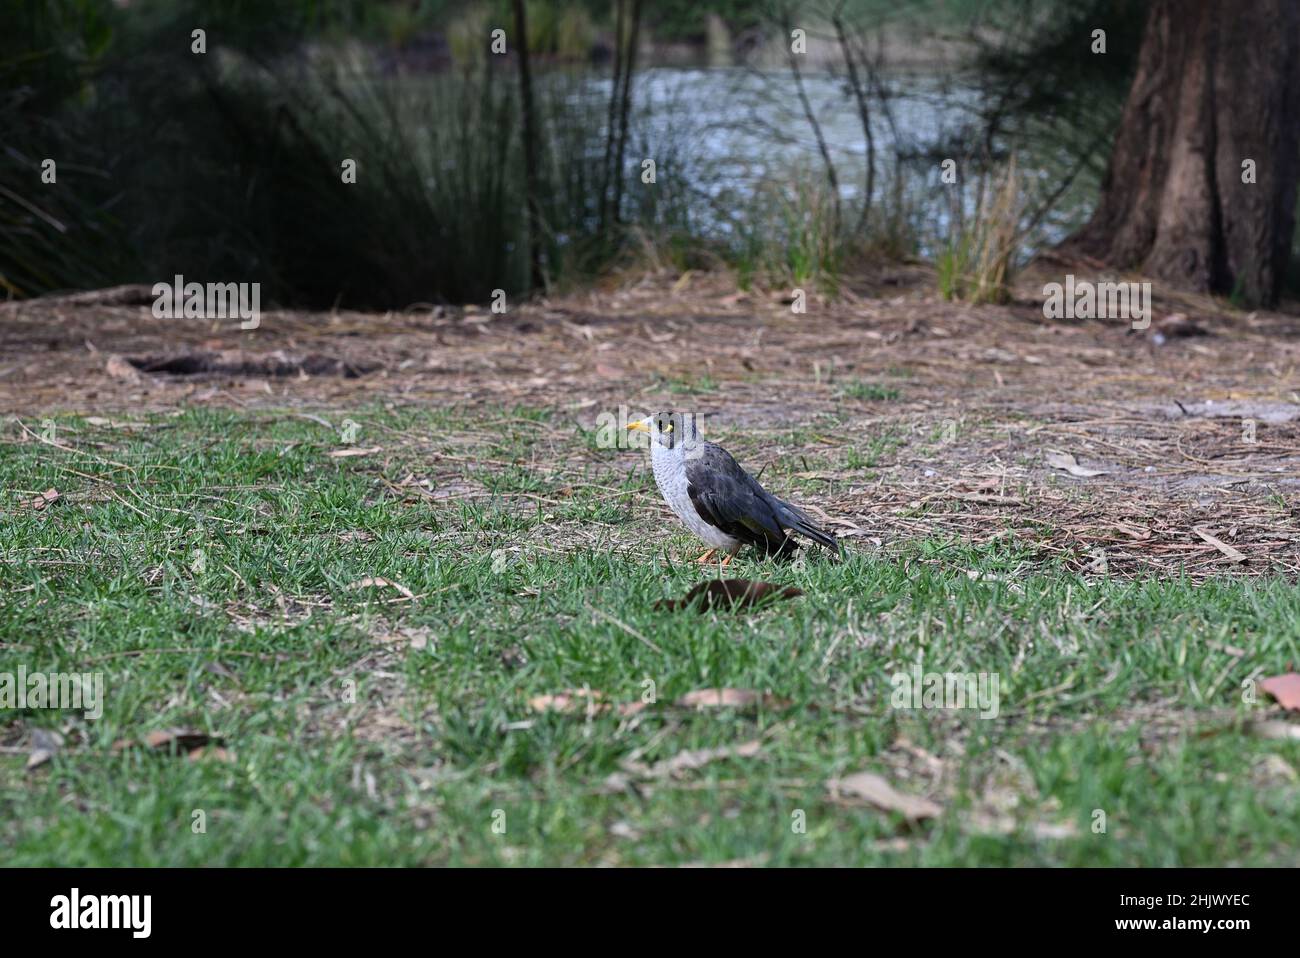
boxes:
[654,579,804,613]
[529,689,645,718]
[145,729,212,751]
[26,727,63,772]
[1045,450,1108,478]
[674,688,789,710]
[1192,526,1247,563]
[328,446,382,458]
[118,728,222,755]
[27,488,60,510]
[187,746,233,763]
[346,577,415,600]
[622,740,763,780]
[1259,673,1300,711]
[372,624,432,650]
[828,771,942,821]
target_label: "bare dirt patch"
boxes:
[3,265,1298,579]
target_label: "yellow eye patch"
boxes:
[664,422,673,432]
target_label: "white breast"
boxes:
[650,443,743,549]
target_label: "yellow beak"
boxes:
[626,419,651,433]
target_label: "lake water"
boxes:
[577,66,1097,247]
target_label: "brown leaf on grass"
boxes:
[187,746,233,762]
[328,446,382,458]
[674,688,789,710]
[346,576,415,600]
[1260,673,1300,711]
[27,488,60,510]
[145,729,215,752]
[529,689,645,718]
[622,740,763,780]
[654,579,804,613]
[26,728,63,772]
[827,771,942,821]
[112,728,223,756]
[1045,450,1108,478]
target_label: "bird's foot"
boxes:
[720,552,735,569]
[694,549,717,564]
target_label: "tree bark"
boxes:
[611,0,642,227]
[832,9,875,237]
[1065,0,1300,307]
[598,0,626,233]
[512,0,544,291]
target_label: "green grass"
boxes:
[662,374,720,396]
[845,429,904,471]
[839,381,902,402]
[2,408,1298,865]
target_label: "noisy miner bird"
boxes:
[627,411,840,565]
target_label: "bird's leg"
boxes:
[694,549,717,564]
[719,547,741,569]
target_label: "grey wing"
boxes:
[686,443,840,553]
[684,444,790,550]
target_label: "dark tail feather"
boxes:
[792,518,840,555]
[775,500,841,557]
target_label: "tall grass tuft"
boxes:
[936,156,1023,304]
[0,0,136,297]
[1,0,713,306]
[733,169,844,294]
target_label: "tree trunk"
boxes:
[1065,0,1300,307]
[598,0,626,233]
[611,0,642,227]
[512,0,544,291]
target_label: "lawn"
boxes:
[3,404,1298,866]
